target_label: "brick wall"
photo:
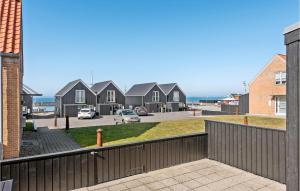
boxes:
[249,56,286,116]
[2,56,22,159]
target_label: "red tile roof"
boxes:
[277,54,286,60]
[0,0,22,54]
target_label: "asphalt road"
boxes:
[33,105,220,129]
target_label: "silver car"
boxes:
[114,109,141,124]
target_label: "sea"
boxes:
[33,97,55,112]
[187,96,226,103]
[33,96,225,112]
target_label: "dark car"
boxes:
[134,106,148,116]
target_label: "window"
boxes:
[152,91,160,102]
[75,90,85,103]
[107,90,116,102]
[275,96,286,115]
[173,91,180,102]
[275,72,286,84]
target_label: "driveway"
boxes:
[34,111,203,129]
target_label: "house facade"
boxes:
[55,79,96,117]
[159,83,186,111]
[249,54,286,116]
[22,84,42,117]
[0,0,24,159]
[125,83,166,113]
[91,80,125,115]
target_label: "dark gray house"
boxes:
[125,82,166,113]
[91,80,125,115]
[159,83,186,112]
[22,84,42,116]
[55,79,96,117]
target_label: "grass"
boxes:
[24,122,34,131]
[68,115,286,148]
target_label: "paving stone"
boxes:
[108,184,128,191]
[130,185,151,191]
[173,174,192,183]
[79,159,286,191]
[194,176,214,185]
[182,179,203,189]
[169,184,190,191]
[160,178,178,187]
[138,176,157,184]
[146,181,165,190]
[193,185,214,191]
[123,180,143,189]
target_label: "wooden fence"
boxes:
[221,104,239,114]
[0,133,208,191]
[205,120,286,184]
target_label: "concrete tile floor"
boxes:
[73,159,286,191]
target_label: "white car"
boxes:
[78,108,95,119]
[114,109,141,124]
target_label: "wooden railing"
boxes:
[205,120,286,184]
[0,133,208,191]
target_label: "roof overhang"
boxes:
[56,79,97,97]
[95,81,125,96]
[283,22,300,34]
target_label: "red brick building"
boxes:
[249,54,286,116]
[0,0,23,159]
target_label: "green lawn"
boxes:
[68,115,286,148]
[24,122,34,131]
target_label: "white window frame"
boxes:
[275,96,286,115]
[275,72,286,85]
[107,90,116,103]
[173,91,180,102]
[152,91,160,102]
[75,90,86,103]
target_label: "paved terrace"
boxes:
[74,159,285,191]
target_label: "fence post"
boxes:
[54,116,57,127]
[65,115,69,131]
[244,116,248,125]
[97,129,103,147]
[235,107,239,115]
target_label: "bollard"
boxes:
[65,115,69,131]
[97,129,103,147]
[193,109,196,116]
[54,116,57,127]
[244,116,248,125]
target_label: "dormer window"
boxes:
[275,72,286,85]
[173,91,180,102]
[152,91,160,102]
[75,90,85,103]
[107,90,116,102]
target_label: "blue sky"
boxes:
[23,0,299,97]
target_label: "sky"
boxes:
[23,0,299,97]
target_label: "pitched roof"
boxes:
[91,81,111,94]
[0,0,22,54]
[125,82,157,96]
[277,54,286,60]
[22,84,42,96]
[159,83,177,95]
[55,79,82,96]
[249,54,286,85]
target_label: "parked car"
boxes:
[134,106,148,116]
[114,109,141,124]
[78,108,96,119]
